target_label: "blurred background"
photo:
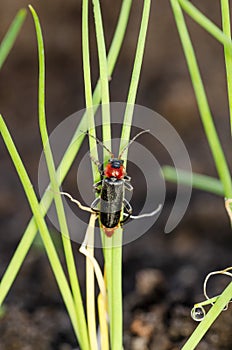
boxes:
[1,1,232,349]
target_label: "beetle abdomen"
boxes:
[100,178,124,229]
[100,211,121,229]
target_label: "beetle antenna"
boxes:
[119,129,150,159]
[81,130,114,157]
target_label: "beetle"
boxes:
[87,130,150,237]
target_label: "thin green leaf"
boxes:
[182,280,232,350]
[120,0,151,158]
[170,0,232,347]
[178,0,232,48]
[82,0,98,180]
[178,0,232,136]
[0,0,132,322]
[82,1,98,348]
[0,9,27,69]
[0,114,80,342]
[92,0,111,151]
[112,1,151,349]
[162,166,224,196]
[91,0,114,347]
[220,0,232,136]
[29,6,90,349]
[170,0,232,199]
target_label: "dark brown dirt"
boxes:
[0,0,232,349]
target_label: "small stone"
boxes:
[131,336,149,350]
[135,269,166,298]
[130,318,154,339]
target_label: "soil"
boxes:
[0,0,232,349]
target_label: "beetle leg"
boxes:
[93,180,102,188]
[89,156,104,178]
[124,181,133,191]
[121,199,132,224]
[91,197,100,213]
[93,180,102,194]
[123,199,132,214]
[122,203,162,222]
[130,204,162,219]
[124,175,131,182]
[59,191,93,213]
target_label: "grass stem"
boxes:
[220,0,232,136]
[0,115,81,343]
[0,0,132,332]
[29,6,90,349]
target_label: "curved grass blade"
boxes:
[170,0,232,348]
[29,6,90,349]
[0,0,132,319]
[178,0,232,48]
[181,280,232,350]
[0,114,81,343]
[170,0,232,199]
[178,0,232,136]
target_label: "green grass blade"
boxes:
[29,6,90,349]
[111,232,123,350]
[82,0,98,179]
[82,0,94,113]
[111,1,151,349]
[107,0,132,74]
[92,0,111,150]
[170,1,232,346]
[182,280,232,350]
[178,0,232,47]
[120,0,151,156]
[162,166,224,196]
[101,0,132,338]
[170,0,232,199]
[178,0,232,137]
[82,1,98,348]
[0,213,39,308]
[0,0,132,313]
[0,9,27,69]
[220,0,232,136]
[91,2,135,349]
[0,115,81,342]
[91,0,113,347]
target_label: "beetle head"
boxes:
[110,158,124,168]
